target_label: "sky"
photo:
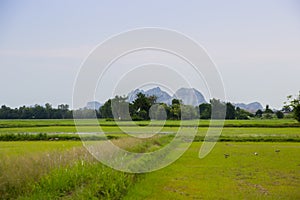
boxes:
[1,0,300,109]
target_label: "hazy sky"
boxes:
[1,0,300,109]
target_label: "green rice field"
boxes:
[0,119,299,199]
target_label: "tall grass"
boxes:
[18,160,137,200]
[0,136,171,199]
[0,146,93,199]
[0,133,119,141]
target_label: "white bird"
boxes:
[254,152,258,156]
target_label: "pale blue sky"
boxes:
[1,0,300,109]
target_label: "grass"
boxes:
[18,161,137,200]
[2,126,299,142]
[0,142,91,199]
[0,141,82,157]
[0,119,299,130]
[196,127,300,142]
[0,136,171,199]
[124,142,300,199]
[0,133,123,141]
[1,119,300,199]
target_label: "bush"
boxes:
[263,113,273,119]
[294,105,300,122]
[285,93,300,122]
[275,111,284,119]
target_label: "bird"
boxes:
[254,152,258,156]
[224,153,230,158]
[275,149,280,153]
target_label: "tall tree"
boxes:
[170,98,181,120]
[58,104,70,119]
[225,102,236,119]
[236,107,253,120]
[111,95,130,120]
[264,105,273,114]
[275,111,284,119]
[100,99,113,119]
[181,105,199,120]
[210,99,226,119]
[132,93,152,120]
[284,92,300,122]
[255,109,263,118]
[45,103,52,119]
[199,103,211,119]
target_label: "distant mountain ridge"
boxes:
[127,87,172,104]
[145,87,172,104]
[173,88,206,106]
[127,87,207,106]
[127,87,263,112]
[85,101,102,110]
[233,102,263,113]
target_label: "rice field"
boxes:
[125,142,300,199]
[0,119,299,199]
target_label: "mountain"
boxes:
[234,102,263,113]
[127,87,172,104]
[127,87,263,111]
[145,87,172,104]
[127,88,145,103]
[173,88,207,106]
[85,101,102,110]
[127,87,206,106]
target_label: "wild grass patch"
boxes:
[0,135,171,199]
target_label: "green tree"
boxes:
[255,109,263,118]
[284,92,300,122]
[275,111,284,119]
[161,103,171,119]
[181,105,199,120]
[18,106,33,119]
[73,108,96,119]
[210,99,226,119]
[132,93,152,120]
[170,99,181,120]
[171,99,181,105]
[264,105,273,114]
[100,99,113,119]
[0,104,73,119]
[111,95,130,120]
[58,104,70,119]
[236,107,253,120]
[45,103,52,119]
[225,102,236,119]
[199,103,211,119]
[149,104,167,120]
[33,104,47,119]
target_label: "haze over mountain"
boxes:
[127,87,263,112]
[173,88,206,106]
[233,102,263,113]
[86,87,263,113]
[127,87,207,106]
[127,87,172,104]
[85,101,102,110]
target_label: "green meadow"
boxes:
[0,119,299,199]
[125,142,300,199]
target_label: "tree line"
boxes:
[1,92,299,122]
[0,104,72,119]
[99,93,255,120]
